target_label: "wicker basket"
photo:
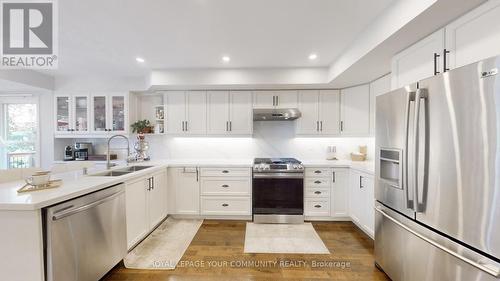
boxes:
[350,153,366,161]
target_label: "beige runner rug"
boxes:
[124,217,203,270]
[244,222,330,254]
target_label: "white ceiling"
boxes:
[52,0,395,77]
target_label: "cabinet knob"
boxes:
[314,180,321,184]
[314,191,321,194]
[314,205,322,208]
[221,184,229,188]
[222,170,229,173]
[222,203,229,207]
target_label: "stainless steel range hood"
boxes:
[253,108,301,121]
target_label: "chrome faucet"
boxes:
[107,134,132,169]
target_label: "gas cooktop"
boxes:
[253,158,304,173]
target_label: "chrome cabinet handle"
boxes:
[229,121,232,131]
[221,184,229,188]
[314,205,322,208]
[332,171,336,183]
[314,180,322,184]
[320,121,323,131]
[375,206,500,277]
[316,121,319,132]
[314,170,321,174]
[340,121,344,132]
[185,121,188,131]
[359,176,364,188]
[222,203,229,207]
[314,191,321,194]
[222,170,229,173]
[226,121,228,131]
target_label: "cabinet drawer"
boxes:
[305,168,332,178]
[200,197,251,215]
[305,199,330,217]
[305,178,331,188]
[201,178,250,196]
[200,167,251,177]
[305,188,330,198]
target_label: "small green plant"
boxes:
[131,119,153,134]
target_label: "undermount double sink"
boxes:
[91,165,154,177]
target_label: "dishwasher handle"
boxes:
[52,190,124,221]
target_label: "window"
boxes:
[0,96,39,169]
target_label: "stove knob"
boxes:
[292,164,298,169]
[264,165,270,170]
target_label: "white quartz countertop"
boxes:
[301,159,375,175]
[0,158,373,211]
[0,164,168,211]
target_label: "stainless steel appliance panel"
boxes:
[45,184,127,281]
[415,56,500,259]
[375,202,500,281]
[375,85,417,219]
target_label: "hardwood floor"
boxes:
[103,220,389,281]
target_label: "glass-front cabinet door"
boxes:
[73,95,89,133]
[55,95,72,134]
[92,94,108,133]
[110,95,126,132]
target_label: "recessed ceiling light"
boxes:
[308,53,318,60]
[222,56,231,62]
[136,57,145,63]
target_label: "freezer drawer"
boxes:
[375,202,500,281]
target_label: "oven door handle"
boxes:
[253,173,304,179]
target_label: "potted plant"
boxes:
[131,119,153,134]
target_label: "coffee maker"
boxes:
[74,142,93,161]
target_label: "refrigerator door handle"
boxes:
[404,91,416,210]
[375,206,500,278]
[413,89,428,212]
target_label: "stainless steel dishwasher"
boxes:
[45,184,127,281]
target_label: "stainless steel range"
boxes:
[252,158,304,224]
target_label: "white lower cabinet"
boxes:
[200,197,251,216]
[200,167,252,216]
[331,168,349,218]
[125,169,168,250]
[170,167,200,215]
[349,169,375,237]
[304,167,349,220]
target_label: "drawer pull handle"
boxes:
[314,180,321,184]
[314,170,322,174]
[314,191,321,194]
[221,184,229,188]
[314,205,322,208]
[222,170,229,173]
[222,203,229,207]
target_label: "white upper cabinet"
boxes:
[165,91,207,135]
[445,0,500,70]
[296,90,340,135]
[90,92,129,134]
[207,91,253,135]
[391,29,445,90]
[296,90,320,135]
[185,91,207,134]
[165,91,186,134]
[54,94,73,135]
[253,90,297,109]
[207,91,230,134]
[228,91,253,134]
[319,90,340,135]
[340,85,370,136]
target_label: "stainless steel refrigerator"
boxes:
[375,55,500,280]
